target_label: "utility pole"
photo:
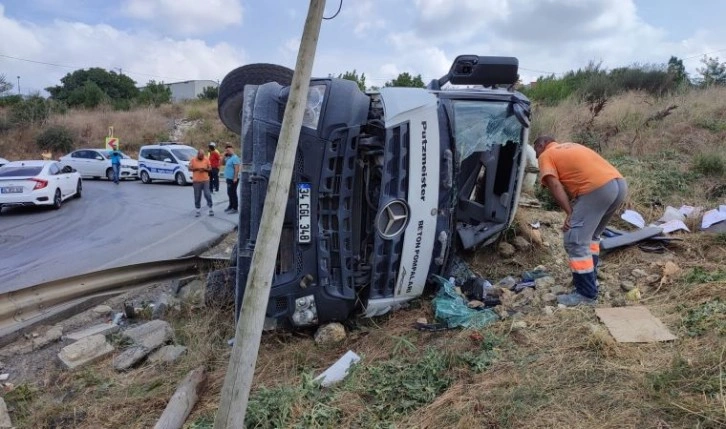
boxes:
[16,76,20,95]
[213,0,326,428]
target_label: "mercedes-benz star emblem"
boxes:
[376,200,409,239]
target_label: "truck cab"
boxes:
[215,55,531,328]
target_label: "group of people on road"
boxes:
[188,142,241,217]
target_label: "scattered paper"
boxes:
[659,219,690,234]
[678,205,702,219]
[530,221,541,229]
[657,206,685,223]
[595,306,677,343]
[701,208,726,230]
[621,210,646,229]
[314,350,361,387]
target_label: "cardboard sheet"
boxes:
[595,306,677,343]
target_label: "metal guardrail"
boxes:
[0,256,214,346]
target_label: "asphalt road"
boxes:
[0,178,238,293]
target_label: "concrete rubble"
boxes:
[122,320,173,350]
[314,323,346,346]
[92,305,113,317]
[32,326,63,349]
[497,242,516,258]
[0,397,13,428]
[149,345,188,364]
[113,346,150,372]
[58,334,115,370]
[66,323,119,341]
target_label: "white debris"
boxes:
[314,350,361,387]
[621,210,646,229]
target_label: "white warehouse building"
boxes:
[163,80,219,102]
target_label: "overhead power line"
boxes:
[0,53,191,82]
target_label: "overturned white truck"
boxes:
[210,55,531,328]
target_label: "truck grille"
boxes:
[370,123,409,299]
[318,130,357,300]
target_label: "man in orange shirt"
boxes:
[189,148,214,217]
[534,136,627,306]
[208,142,221,193]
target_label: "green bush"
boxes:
[36,126,75,154]
[0,94,23,107]
[10,94,52,126]
[691,153,725,177]
[197,85,218,100]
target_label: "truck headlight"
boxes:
[292,294,318,326]
[302,85,325,130]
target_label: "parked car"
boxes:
[137,143,197,185]
[59,148,138,181]
[0,160,82,212]
[0,157,9,167]
[211,55,531,329]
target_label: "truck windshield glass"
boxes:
[453,100,523,161]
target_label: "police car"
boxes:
[137,143,197,185]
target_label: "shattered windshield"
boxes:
[453,100,523,161]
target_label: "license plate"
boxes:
[1,186,22,194]
[297,183,312,243]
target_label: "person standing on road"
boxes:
[534,136,628,307]
[189,149,214,217]
[224,143,241,214]
[208,142,221,193]
[109,144,122,185]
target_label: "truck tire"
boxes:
[205,267,237,308]
[218,63,294,135]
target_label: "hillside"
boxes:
[0,99,231,160]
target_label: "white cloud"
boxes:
[121,0,243,35]
[0,6,246,93]
[346,0,386,37]
[384,0,723,83]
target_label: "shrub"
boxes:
[197,85,218,100]
[36,126,75,154]
[10,94,52,126]
[691,153,725,177]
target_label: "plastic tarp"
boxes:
[432,275,498,329]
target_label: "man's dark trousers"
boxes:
[226,179,238,210]
[210,168,220,192]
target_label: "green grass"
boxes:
[683,267,726,284]
[682,300,726,337]
[692,153,726,177]
[694,117,726,133]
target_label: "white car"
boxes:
[0,157,9,167]
[138,143,196,185]
[0,161,82,212]
[59,148,139,181]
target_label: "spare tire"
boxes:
[218,63,295,135]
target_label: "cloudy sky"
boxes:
[1,0,725,95]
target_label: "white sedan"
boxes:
[0,157,9,167]
[0,161,82,212]
[59,148,139,181]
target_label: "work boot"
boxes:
[556,292,597,307]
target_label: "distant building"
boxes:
[150,80,219,102]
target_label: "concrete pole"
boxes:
[213,1,326,428]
